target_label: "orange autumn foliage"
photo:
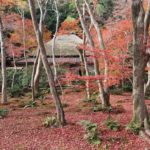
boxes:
[0,0,14,5]
[103,20,132,86]
[58,17,82,37]
[77,19,132,87]
[3,13,51,57]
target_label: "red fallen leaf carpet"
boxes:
[0,92,150,150]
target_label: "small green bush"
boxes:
[4,67,33,98]
[43,116,58,127]
[83,92,99,104]
[24,100,37,108]
[8,85,24,98]
[110,88,123,95]
[122,82,132,92]
[93,105,112,113]
[126,121,142,134]
[0,108,9,118]
[93,105,103,112]
[96,0,114,19]
[80,120,101,145]
[83,97,98,104]
[105,117,120,131]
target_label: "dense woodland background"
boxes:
[0,0,150,149]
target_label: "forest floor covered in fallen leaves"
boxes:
[0,91,150,150]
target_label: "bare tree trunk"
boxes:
[31,49,40,101]
[83,3,90,99]
[18,8,28,78]
[32,0,48,98]
[22,11,28,75]
[28,0,66,125]
[144,59,150,94]
[75,0,110,107]
[84,0,110,106]
[78,49,85,76]
[32,0,49,95]
[51,0,59,80]
[132,0,150,129]
[11,51,17,88]
[0,17,7,104]
[82,39,90,99]
[33,55,42,94]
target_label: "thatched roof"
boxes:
[15,57,92,66]
[31,34,83,57]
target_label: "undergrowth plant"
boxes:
[104,116,120,131]
[43,116,58,127]
[0,108,9,118]
[83,97,98,105]
[6,67,32,98]
[24,100,37,108]
[79,120,101,145]
[93,105,112,113]
[83,92,99,104]
[126,121,142,134]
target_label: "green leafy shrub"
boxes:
[3,67,49,98]
[4,67,32,97]
[105,117,120,131]
[35,88,50,100]
[43,116,58,127]
[83,92,99,104]
[110,87,123,95]
[96,0,114,19]
[126,121,142,134]
[83,98,98,104]
[56,67,67,75]
[7,68,32,88]
[0,108,9,118]
[79,120,101,145]
[24,100,37,108]
[122,82,132,92]
[93,105,103,112]
[8,85,24,98]
[93,105,112,113]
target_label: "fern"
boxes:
[80,120,101,145]
[43,116,58,127]
[126,121,142,134]
[0,108,9,118]
[105,117,120,131]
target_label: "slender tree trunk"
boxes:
[78,49,85,76]
[84,0,110,106]
[31,49,40,101]
[28,0,66,125]
[132,0,150,129]
[75,0,110,107]
[51,0,59,80]
[33,55,42,94]
[82,3,90,99]
[0,17,7,104]
[132,57,149,128]
[32,0,46,98]
[22,11,28,75]
[32,0,49,95]
[11,51,17,88]
[144,59,150,94]
[83,50,90,99]
[18,8,28,83]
